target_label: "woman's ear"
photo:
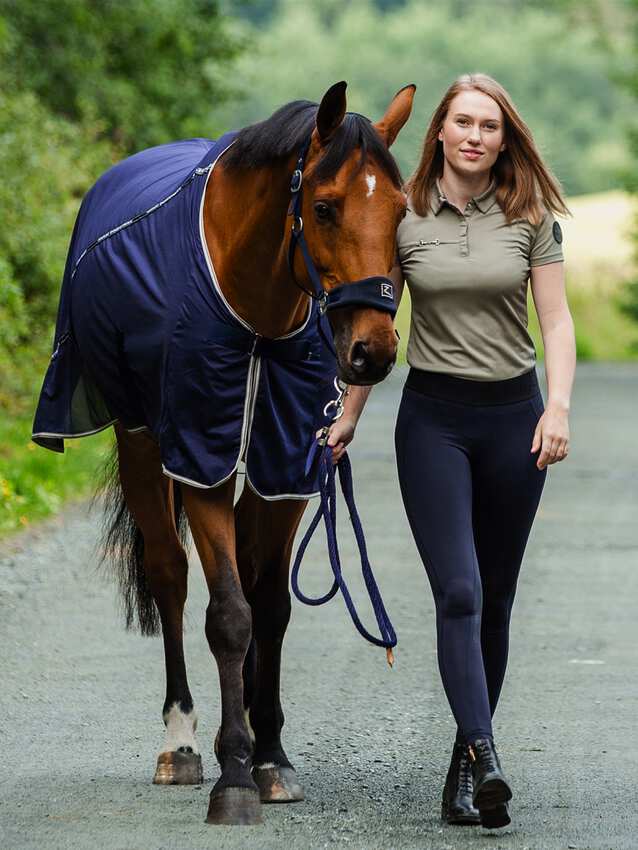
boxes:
[438,129,444,142]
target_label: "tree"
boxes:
[216,0,632,197]
[2,0,243,153]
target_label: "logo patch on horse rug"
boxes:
[33,134,338,499]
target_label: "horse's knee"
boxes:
[205,586,252,660]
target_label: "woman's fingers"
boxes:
[538,436,571,468]
[531,422,542,454]
[331,441,345,464]
[556,438,570,462]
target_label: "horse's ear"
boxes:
[315,81,348,144]
[374,84,416,148]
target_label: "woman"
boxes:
[327,74,576,829]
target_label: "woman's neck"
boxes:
[439,166,491,213]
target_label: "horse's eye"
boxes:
[314,202,332,222]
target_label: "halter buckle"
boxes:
[292,216,304,235]
[318,291,328,315]
[290,169,303,193]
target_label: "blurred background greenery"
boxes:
[0,0,636,535]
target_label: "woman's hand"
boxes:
[531,404,570,469]
[320,415,357,464]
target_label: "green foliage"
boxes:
[0,414,111,538]
[0,0,243,416]
[0,87,113,412]
[218,0,632,197]
[620,0,638,341]
[2,0,243,153]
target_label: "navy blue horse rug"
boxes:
[32,133,338,499]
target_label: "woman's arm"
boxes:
[529,261,576,469]
[326,263,405,462]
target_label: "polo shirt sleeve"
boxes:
[530,211,564,267]
[396,215,409,265]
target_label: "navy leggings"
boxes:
[394,368,547,744]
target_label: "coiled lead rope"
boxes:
[291,437,397,666]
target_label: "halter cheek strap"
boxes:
[286,138,398,320]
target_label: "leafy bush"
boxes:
[2,0,243,153]
[0,88,114,412]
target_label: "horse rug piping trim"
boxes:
[32,132,338,500]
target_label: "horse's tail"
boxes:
[95,444,188,636]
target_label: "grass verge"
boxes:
[0,415,111,539]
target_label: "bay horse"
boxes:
[32,81,415,825]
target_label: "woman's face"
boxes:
[438,90,505,178]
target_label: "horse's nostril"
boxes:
[350,340,370,372]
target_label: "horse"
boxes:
[32,81,415,825]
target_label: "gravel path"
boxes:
[1,363,637,850]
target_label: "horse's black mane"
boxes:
[224,100,402,186]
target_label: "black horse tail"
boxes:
[95,444,188,636]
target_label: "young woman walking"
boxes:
[327,73,576,828]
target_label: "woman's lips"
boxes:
[460,149,483,160]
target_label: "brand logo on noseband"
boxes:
[380,282,394,300]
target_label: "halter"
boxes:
[286,138,398,320]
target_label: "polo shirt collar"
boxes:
[473,180,497,213]
[432,178,497,215]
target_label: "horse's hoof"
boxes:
[253,764,305,803]
[206,786,263,825]
[153,750,203,785]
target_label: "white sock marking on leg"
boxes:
[162,703,200,755]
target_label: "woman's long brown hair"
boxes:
[406,73,569,225]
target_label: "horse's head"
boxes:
[293,82,415,386]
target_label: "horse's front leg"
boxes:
[183,480,261,826]
[235,487,307,803]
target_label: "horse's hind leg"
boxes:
[235,486,307,803]
[114,425,202,785]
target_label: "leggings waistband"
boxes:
[405,367,540,405]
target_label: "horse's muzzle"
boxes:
[338,336,397,386]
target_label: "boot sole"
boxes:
[441,799,481,826]
[442,809,482,826]
[480,803,511,829]
[474,778,512,828]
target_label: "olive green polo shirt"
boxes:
[396,181,564,381]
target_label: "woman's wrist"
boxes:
[546,396,570,414]
[342,385,372,425]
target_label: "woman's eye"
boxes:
[314,202,332,221]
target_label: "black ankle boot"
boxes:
[467,738,512,828]
[441,743,481,825]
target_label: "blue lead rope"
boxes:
[291,439,398,662]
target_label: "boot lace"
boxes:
[458,750,474,794]
[468,738,498,772]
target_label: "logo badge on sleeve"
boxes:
[552,221,563,244]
